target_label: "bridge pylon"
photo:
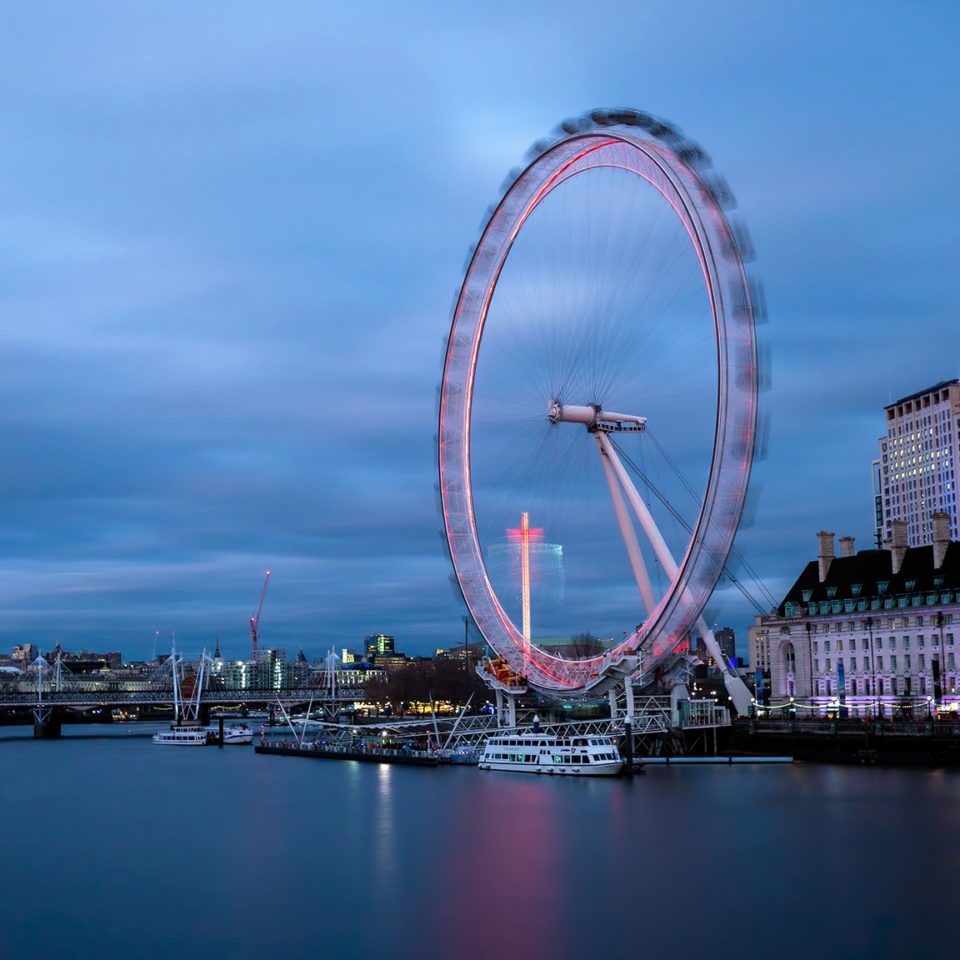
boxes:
[32,705,62,739]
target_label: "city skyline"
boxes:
[0,2,958,658]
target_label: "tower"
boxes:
[874,380,960,547]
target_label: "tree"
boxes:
[569,632,606,658]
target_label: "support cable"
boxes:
[642,430,779,611]
[609,438,769,617]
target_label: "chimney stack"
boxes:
[817,530,835,582]
[889,519,908,575]
[838,536,855,558]
[932,511,951,569]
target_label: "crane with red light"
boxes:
[249,570,271,661]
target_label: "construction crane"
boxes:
[249,569,271,661]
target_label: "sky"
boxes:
[0,1,958,661]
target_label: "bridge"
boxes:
[0,656,369,737]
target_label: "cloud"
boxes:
[0,2,956,661]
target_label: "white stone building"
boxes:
[873,379,960,548]
[767,521,960,717]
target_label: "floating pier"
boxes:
[255,742,441,766]
[642,755,794,765]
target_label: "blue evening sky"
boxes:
[0,2,957,659]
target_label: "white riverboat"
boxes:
[478,732,623,776]
[152,725,208,746]
[220,723,254,745]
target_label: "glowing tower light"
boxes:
[520,512,531,648]
[504,516,548,655]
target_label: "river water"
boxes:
[2,725,958,960]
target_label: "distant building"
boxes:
[366,633,395,659]
[873,379,960,548]
[748,621,771,673]
[435,641,487,664]
[765,525,960,716]
[372,653,410,672]
[11,643,38,665]
[60,650,123,672]
[714,627,736,665]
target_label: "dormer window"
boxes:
[905,579,916,592]
[851,584,863,597]
[934,577,944,588]
[802,589,813,602]
[877,581,889,595]
[826,587,838,599]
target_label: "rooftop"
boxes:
[884,379,959,411]
[780,541,960,614]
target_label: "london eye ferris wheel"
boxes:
[438,109,761,709]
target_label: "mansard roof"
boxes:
[779,542,960,614]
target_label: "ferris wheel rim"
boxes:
[438,111,758,695]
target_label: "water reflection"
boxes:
[373,763,398,894]
[1,738,959,960]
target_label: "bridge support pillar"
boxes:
[623,715,634,776]
[495,689,518,727]
[32,706,62,739]
[608,689,619,720]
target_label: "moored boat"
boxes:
[441,744,479,765]
[478,733,623,776]
[220,723,254,745]
[152,725,208,746]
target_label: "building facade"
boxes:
[873,379,960,548]
[767,524,960,716]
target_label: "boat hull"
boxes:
[478,760,623,776]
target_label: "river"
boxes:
[1,725,958,959]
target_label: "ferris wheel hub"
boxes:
[549,402,647,433]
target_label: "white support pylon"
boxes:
[596,432,753,717]
[598,436,656,614]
